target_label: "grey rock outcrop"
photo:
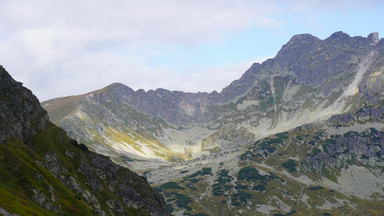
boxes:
[0,65,48,144]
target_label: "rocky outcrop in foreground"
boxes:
[0,65,48,144]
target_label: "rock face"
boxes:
[0,67,169,215]
[0,65,48,144]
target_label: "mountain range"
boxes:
[10,31,384,215]
[43,31,383,163]
[41,31,384,215]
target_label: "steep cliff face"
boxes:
[43,32,384,163]
[0,66,48,144]
[0,67,169,215]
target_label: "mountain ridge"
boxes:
[42,31,383,162]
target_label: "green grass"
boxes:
[321,168,338,182]
[155,182,184,192]
[0,138,93,215]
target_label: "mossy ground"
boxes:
[0,137,93,215]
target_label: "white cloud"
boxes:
[0,0,278,46]
[0,0,282,100]
[0,0,382,101]
[286,0,383,9]
[158,57,271,94]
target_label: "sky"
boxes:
[0,0,383,101]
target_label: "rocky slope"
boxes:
[42,32,384,215]
[0,67,48,145]
[151,108,384,215]
[0,65,169,215]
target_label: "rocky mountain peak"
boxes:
[274,33,321,62]
[260,31,381,86]
[328,31,350,39]
[102,82,135,96]
[368,32,380,44]
[104,82,129,90]
[286,33,321,45]
[0,65,48,144]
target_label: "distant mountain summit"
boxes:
[0,66,169,215]
[43,31,384,162]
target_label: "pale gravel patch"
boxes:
[171,210,186,216]
[256,162,315,186]
[316,199,340,210]
[282,81,301,102]
[269,76,278,112]
[300,193,311,208]
[334,197,356,209]
[321,165,384,200]
[319,50,378,118]
[90,142,162,162]
[271,196,291,213]
[294,175,316,186]
[256,162,276,172]
[239,98,329,144]
[255,204,277,214]
[280,170,316,186]
[110,141,164,160]
[161,126,215,158]
[236,99,260,111]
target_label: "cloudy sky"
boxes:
[0,0,383,101]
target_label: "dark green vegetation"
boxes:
[155,182,184,192]
[240,132,290,161]
[231,191,253,207]
[308,186,324,191]
[281,159,298,172]
[212,169,233,196]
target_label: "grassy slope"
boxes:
[0,138,93,215]
[41,83,120,125]
[0,122,161,215]
[42,95,87,124]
